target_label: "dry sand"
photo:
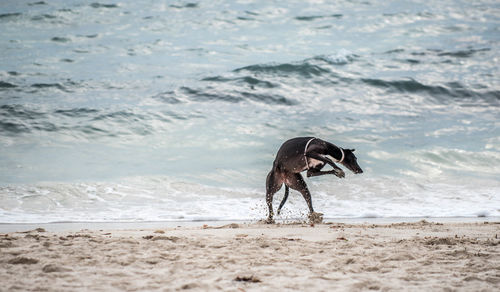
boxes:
[1,221,499,291]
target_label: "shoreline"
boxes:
[1,216,498,233]
[1,220,499,291]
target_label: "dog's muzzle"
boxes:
[354,168,363,174]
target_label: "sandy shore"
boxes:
[1,221,499,291]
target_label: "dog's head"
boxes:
[341,149,363,174]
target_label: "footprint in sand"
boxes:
[8,257,39,265]
[42,264,72,273]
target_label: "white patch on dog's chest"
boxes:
[307,158,324,169]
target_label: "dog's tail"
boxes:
[277,185,289,215]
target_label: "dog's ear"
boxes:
[350,149,355,152]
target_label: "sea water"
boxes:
[1,0,499,223]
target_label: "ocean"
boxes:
[1,0,499,223]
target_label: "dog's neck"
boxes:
[327,143,345,163]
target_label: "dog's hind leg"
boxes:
[265,170,283,224]
[287,173,323,223]
[277,185,289,215]
[287,173,314,214]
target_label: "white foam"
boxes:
[0,174,499,223]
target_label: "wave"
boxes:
[385,48,491,60]
[309,53,358,65]
[0,104,46,120]
[0,12,22,20]
[71,110,156,137]
[31,14,57,21]
[362,78,500,103]
[198,53,497,106]
[31,83,70,92]
[437,48,490,58]
[0,121,57,135]
[0,105,160,137]
[180,86,242,103]
[153,86,296,106]
[170,3,198,9]
[0,105,58,135]
[54,108,99,118]
[0,176,263,223]
[28,1,47,6]
[147,52,500,109]
[152,91,183,104]
[167,52,359,106]
[231,51,358,78]
[2,52,497,143]
[0,121,30,135]
[0,81,82,93]
[51,36,71,43]
[414,148,500,176]
[1,175,498,223]
[369,147,500,178]
[232,53,356,78]
[184,86,296,105]
[90,3,119,9]
[202,76,278,89]
[294,14,343,21]
[0,100,209,138]
[0,81,17,88]
[234,62,331,78]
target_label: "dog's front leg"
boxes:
[306,153,345,178]
[307,169,337,177]
[331,166,345,178]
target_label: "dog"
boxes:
[265,137,363,224]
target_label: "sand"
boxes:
[1,221,499,291]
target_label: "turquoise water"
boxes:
[1,0,499,222]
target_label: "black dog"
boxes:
[265,137,363,223]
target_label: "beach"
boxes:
[2,2,499,291]
[1,220,499,291]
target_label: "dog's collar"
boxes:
[334,147,345,164]
[304,138,316,170]
[304,138,316,156]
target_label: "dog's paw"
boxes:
[335,169,345,178]
[308,212,323,224]
[262,218,275,224]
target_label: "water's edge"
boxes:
[1,216,498,233]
